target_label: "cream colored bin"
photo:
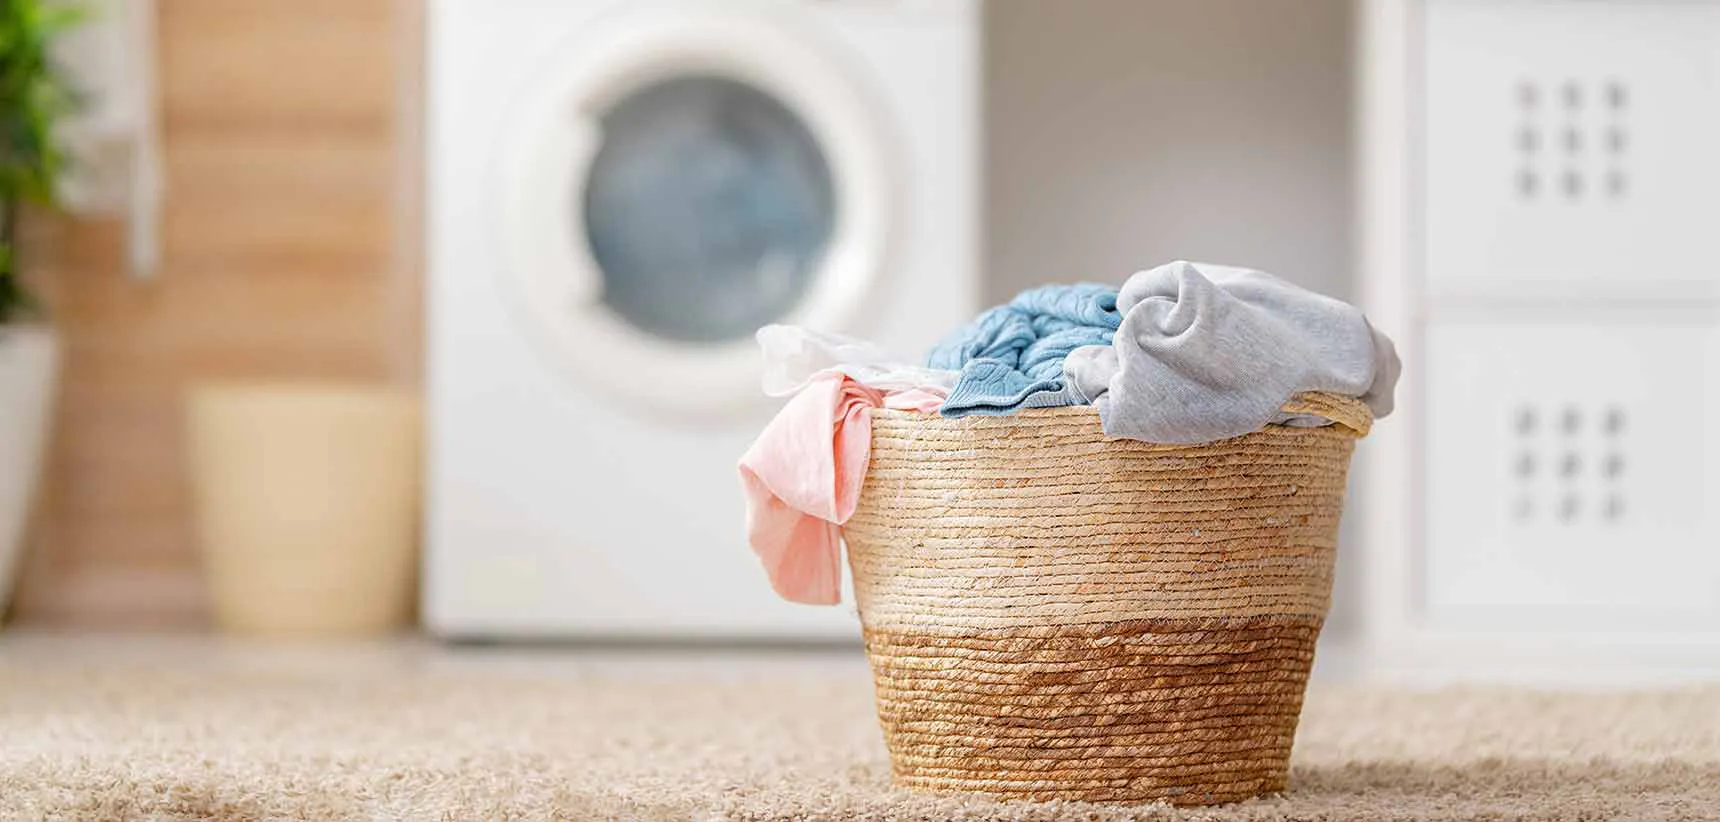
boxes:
[188,385,421,637]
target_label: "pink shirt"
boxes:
[738,371,944,605]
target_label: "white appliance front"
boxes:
[424,0,978,639]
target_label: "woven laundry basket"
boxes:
[842,392,1371,807]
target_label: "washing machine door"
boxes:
[502,8,892,412]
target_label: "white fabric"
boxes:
[757,325,957,398]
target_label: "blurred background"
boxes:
[0,0,1711,683]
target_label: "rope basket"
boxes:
[843,392,1371,807]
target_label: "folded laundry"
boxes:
[756,324,957,397]
[1075,260,1401,444]
[738,370,946,606]
[927,283,1121,417]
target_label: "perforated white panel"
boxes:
[1423,0,1720,297]
[1422,315,1720,629]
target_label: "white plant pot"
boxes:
[0,325,60,620]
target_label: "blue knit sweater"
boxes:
[926,283,1120,417]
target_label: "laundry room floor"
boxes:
[1,633,1716,821]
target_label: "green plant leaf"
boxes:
[0,0,86,322]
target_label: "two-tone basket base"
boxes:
[863,617,1319,805]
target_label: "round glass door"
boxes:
[501,8,892,411]
[584,76,836,343]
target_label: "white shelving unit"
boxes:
[1357,0,1720,683]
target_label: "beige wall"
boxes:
[13,0,419,627]
[985,0,1354,300]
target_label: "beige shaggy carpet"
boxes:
[2,651,1718,821]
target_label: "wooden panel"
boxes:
[163,138,395,275]
[159,0,395,137]
[10,0,420,628]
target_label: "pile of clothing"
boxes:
[738,260,1401,605]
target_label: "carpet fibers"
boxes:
[2,654,1718,821]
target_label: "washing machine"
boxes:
[423,0,978,639]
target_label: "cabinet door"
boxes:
[1422,316,1720,630]
[1423,0,1720,298]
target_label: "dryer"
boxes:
[424,0,978,638]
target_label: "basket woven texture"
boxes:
[843,392,1372,807]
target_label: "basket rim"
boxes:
[869,391,1373,440]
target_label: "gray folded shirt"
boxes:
[1064,260,1400,444]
